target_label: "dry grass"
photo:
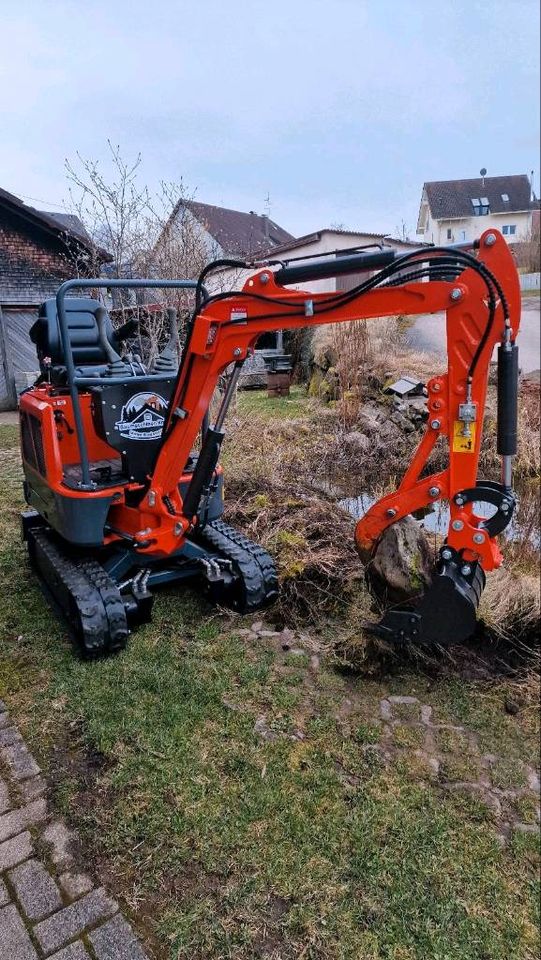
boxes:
[331,319,369,427]
[222,369,540,671]
[223,478,368,625]
[479,568,541,651]
[209,319,540,669]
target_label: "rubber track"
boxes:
[78,559,129,654]
[27,528,128,658]
[194,519,279,612]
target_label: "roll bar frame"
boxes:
[55,278,205,488]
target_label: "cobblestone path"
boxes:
[0,699,150,959]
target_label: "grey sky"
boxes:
[1,0,539,238]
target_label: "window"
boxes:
[509,224,516,235]
[446,228,452,240]
[501,193,510,202]
[460,230,467,241]
[471,197,490,215]
[503,224,517,236]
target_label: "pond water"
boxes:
[406,298,540,374]
[339,485,539,549]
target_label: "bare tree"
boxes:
[514,222,541,273]
[395,219,411,242]
[64,142,213,363]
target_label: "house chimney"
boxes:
[262,214,269,240]
[480,167,487,187]
[531,170,536,201]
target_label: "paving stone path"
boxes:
[0,699,149,960]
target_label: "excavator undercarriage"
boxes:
[18,229,521,656]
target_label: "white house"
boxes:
[239,228,426,295]
[416,173,539,247]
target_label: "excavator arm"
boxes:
[100,228,520,647]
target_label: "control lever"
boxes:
[152,308,179,373]
[96,307,132,377]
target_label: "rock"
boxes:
[390,412,415,434]
[253,716,277,742]
[343,431,371,455]
[366,372,384,392]
[357,403,382,434]
[406,396,429,417]
[312,331,338,371]
[370,518,432,602]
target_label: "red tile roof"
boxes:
[181,200,294,257]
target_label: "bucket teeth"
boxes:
[366,551,486,648]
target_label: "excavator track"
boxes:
[78,559,130,654]
[193,519,279,613]
[26,527,129,658]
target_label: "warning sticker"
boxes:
[452,420,476,453]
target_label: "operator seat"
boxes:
[30,297,131,382]
[31,297,179,484]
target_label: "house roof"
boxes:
[0,186,108,259]
[180,199,295,257]
[422,174,537,220]
[42,210,91,244]
[255,228,426,260]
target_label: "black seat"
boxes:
[30,297,118,371]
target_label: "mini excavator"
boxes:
[19,229,520,656]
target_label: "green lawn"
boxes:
[0,422,539,960]
[237,384,314,419]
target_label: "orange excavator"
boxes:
[19,229,520,656]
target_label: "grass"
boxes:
[236,384,313,420]
[1,408,540,959]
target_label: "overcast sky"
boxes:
[1,0,539,239]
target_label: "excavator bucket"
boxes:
[365,548,486,648]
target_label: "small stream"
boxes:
[339,484,539,549]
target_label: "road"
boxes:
[406,295,540,374]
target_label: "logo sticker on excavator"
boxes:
[115,392,168,441]
[452,420,476,453]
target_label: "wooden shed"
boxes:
[0,187,105,410]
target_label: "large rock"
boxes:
[370,517,432,602]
